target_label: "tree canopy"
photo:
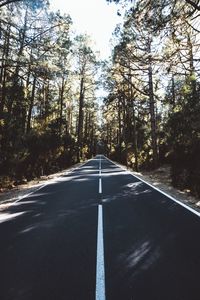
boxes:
[102,0,200,197]
[1,0,200,199]
[0,1,101,187]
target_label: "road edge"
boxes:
[105,156,200,218]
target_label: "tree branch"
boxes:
[0,0,21,8]
[185,0,200,10]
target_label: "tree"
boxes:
[0,2,100,186]
[103,0,200,197]
[73,35,99,161]
[0,0,45,9]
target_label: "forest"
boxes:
[0,0,100,187]
[0,0,200,198]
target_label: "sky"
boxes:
[50,0,121,59]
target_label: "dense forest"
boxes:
[102,0,200,198]
[0,0,200,198]
[0,0,100,187]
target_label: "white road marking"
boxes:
[106,157,200,218]
[99,155,102,170]
[99,178,102,194]
[99,155,102,191]
[96,204,106,300]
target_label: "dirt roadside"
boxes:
[132,165,200,211]
[112,161,200,213]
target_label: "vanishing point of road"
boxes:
[1,155,200,300]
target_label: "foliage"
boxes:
[103,0,200,197]
[165,80,200,197]
[0,2,100,186]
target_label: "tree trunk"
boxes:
[67,107,72,134]
[148,39,158,168]
[26,76,36,133]
[59,77,65,135]
[0,23,11,117]
[122,90,128,166]
[8,8,28,118]
[84,110,88,141]
[171,75,176,108]
[77,77,84,162]
[187,33,196,98]
[130,86,139,172]
[118,98,122,160]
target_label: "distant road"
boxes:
[1,155,200,300]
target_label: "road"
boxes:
[1,155,200,300]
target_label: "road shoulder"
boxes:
[111,161,200,214]
[0,161,86,210]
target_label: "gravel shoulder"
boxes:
[115,162,200,213]
[134,165,200,212]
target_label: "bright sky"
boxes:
[50,0,121,59]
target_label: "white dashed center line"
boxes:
[96,204,106,300]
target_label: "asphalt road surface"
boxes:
[1,155,200,300]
